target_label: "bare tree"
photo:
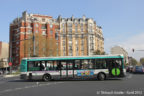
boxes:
[24,33,59,57]
[45,37,58,57]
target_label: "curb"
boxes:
[3,74,20,78]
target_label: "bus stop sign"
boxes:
[9,62,12,66]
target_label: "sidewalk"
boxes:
[3,74,20,78]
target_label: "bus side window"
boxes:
[95,59,107,69]
[28,61,41,71]
[81,60,89,69]
[89,60,94,69]
[28,61,34,71]
[60,61,66,70]
[67,61,73,70]
[74,60,81,70]
[115,60,122,68]
[46,61,54,70]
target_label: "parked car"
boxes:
[0,71,2,75]
[126,66,133,73]
[133,66,144,73]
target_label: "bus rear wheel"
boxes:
[43,74,51,81]
[97,73,106,81]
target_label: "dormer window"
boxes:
[50,24,53,28]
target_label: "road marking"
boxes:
[0,82,64,95]
[127,74,133,79]
[123,73,133,80]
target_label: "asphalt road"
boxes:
[0,73,144,96]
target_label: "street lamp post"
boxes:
[9,41,13,74]
[33,30,36,56]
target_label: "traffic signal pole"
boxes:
[9,38,33,73]
[132,48,144,52]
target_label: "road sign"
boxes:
[9,62,12,66]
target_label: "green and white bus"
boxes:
[20,55,126,81]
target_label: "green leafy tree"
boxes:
[131,58,138,66]
[93,50,106,55]
[140,58,144,66]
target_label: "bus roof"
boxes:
[22,54,124,61]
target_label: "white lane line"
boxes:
[0,82,64,94]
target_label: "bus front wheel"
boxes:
[97,73,106,81]
[43,74,51,81]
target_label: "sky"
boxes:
[0,0,144,61]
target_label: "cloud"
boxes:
[121,33,144,61]
[104,32,144,61]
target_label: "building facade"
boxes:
[110,46,129,64]
[10,11,104,67]
[0,42,9,69]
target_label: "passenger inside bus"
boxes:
[40,63,44,71]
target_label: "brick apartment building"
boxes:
[10,11,104,67]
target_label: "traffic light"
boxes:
[132,48,134,52]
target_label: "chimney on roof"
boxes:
[82,15,86,20]
[22,11,27,21]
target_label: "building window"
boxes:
[69,46,72,50]
[81,51,84,56]
[70,28,72,33]
[50,24,53,28]
[75,23,78,27]
[42,31,46,35]
[75,27,78,33]
[42,18,45,22]
[81,40,84,45]
[56,42,59,47]
[69,52,73,56]
[75,23,78,33]
[16,41,19,45]
[50,30,53,34]
[75,34,79,38]
[63,52,66,56]
[62,23,65,27]
[76,47,79,51]
[28,29,32,34]
[63,47,66,51]
[89,23,92,26]
[81,34,84,39]
[63,34,66,38]
[68,23,72,27]
[35,24,39,27]
[55,32,59,40]
[69,41,72,44]
[76,52,79,56]
[63,40,65,46]
[28,23,32,27]
[89,23,93,32]
[81,23,83,27]
[81,28,83,33]
[35,30,38,33]
[75,40,78,45]
[41,24,46,29]
[63,28,65,33]
[81,46,84,51]
[69,35,72,40]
